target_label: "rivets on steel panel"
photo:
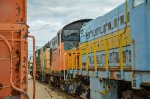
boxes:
[0,83,3,89]
[16,49,20,55]
[15,61,20,72]
[15,61,20,67]
[15,67,19,72]
[16,75,19,78]
[23,57,27,63]
[11,89,19,95]
[23,88,26,91]
[16,85,19,88]
[17,79,20,83]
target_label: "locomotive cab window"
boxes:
[89,30,94,38]
[133,0,145,8]
[103,24,106,33]
[114,52,119,63]
[114,18,118,28]
[109,53,113,63]
[86,32,90,39]
[108,22,112,30]
[95,27,101,36]
[96,55,100,64]
[80,29,83,34]
[63,30,79,50]
[123,51,126,63]
[120,15,125,25]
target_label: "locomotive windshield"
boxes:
[63,30,79,50]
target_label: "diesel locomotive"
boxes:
[36,0,150,99]
[36,19,91,82]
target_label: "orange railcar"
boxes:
[0,0,30,99]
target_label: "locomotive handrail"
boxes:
[119,0,129,77]
[80,0,129,73]
[93,42,97,71]
[64,53,67,80]
[86,44,89,71]
[28,35,36,99]
[80,26,130,51]
[105,39,109,78]
[79,49,83,70]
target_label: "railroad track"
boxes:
[37,80,84,99]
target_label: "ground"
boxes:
[28,75,80,99]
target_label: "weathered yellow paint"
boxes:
[126,0,129,26]
[119,34,123,70]
[39,47,51,75]
[93,42,97,71]
[71,52,74,70]
[66,49,80,70]
[66,27,130,71]
[67,53,70,70]
[119,0,128,71]
[86,44,89,70]
[79,49,83,70]
[80,27,130,54]
[65,0,129,72]
[75,52,78,70]
[105,39,109,71]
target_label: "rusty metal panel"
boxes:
[0,26,28,99]
[0,0,26,23]
[0,0,28,98]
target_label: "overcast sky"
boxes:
[27,0,124,55]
